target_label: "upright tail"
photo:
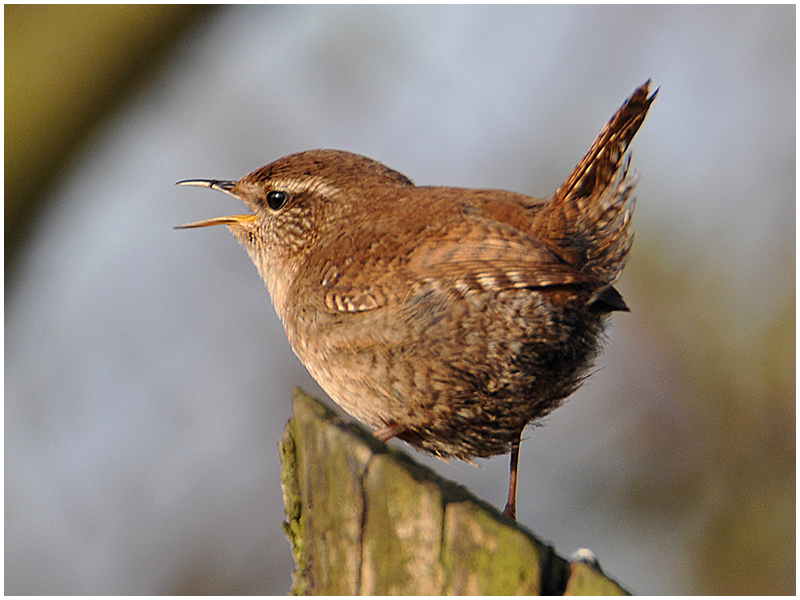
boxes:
[535,81,657,284]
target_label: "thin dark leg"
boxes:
[502,433,522,520]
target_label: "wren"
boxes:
[177,82,656,519]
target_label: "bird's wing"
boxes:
[315,217,600,315]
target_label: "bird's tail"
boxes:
[535,81,657,284]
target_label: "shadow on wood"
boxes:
[280,388,630,595]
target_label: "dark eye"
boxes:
[266,190,288,210]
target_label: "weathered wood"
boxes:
[280,388,630,595]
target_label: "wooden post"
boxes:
[280,388,630,595]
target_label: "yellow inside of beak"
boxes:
[174,214,256,229]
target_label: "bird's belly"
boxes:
[286,287,608,460]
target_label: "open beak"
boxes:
[174,179,255,229]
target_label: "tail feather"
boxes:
[537,81,657,283]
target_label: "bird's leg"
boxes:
[502,433,522,520]
[373,422,406,443]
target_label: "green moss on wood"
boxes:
[361,453,446,594]
[564,561,630,596]
[442,500,547,594]
[281,389,631,595]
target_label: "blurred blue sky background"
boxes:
[6,5,794,594]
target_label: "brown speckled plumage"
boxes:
[177,82,656,518]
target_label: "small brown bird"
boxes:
[177,82,656,519]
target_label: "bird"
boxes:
[176,81,656,519]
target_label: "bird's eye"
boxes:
[266,190,288,210]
